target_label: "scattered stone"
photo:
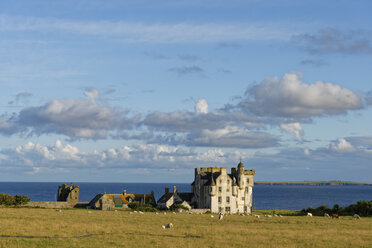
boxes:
[161,225,166,229]
[133,211,138,213]
[354,214,360,219]
[254,215,260,218]
[139,211,144,214]
[324,213,330,217]
[279,215,283,218]
[88,211,92,214]
[155,212,159,215]
[56,209,62,212]
[307,212,313,217]
[210,215,214,218]
[163,212,167,215]
[129,212,133,215]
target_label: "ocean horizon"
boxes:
[0,182,371,210]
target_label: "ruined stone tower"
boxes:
[57,183,79,205]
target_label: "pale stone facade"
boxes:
[192,162,255,214]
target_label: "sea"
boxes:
[0,182,371,210]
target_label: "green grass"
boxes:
[0,208,371,247]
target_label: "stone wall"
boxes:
[190,209,210,214]
[26,201,71,208]
[26,201,89,209]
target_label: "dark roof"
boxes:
[177,193,193,203]
[157,192,174,204]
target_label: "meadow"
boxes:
[0,208,371,248]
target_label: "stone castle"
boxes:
[29,162,255,214]
[157,162,255,214]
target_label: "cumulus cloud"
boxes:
[280,122,303,142]
[195,99,208,114]
[0,92,139,139]
[239,72,363,118]
[144,109,260,133]
[293,28,372,54]
[0,140,248,174]
[329,138,356,153]
[184,126,279,148]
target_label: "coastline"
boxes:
[255,181,372,186]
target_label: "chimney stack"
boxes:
[173,186,177,193]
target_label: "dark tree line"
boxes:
[303,200,372,216]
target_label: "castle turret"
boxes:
[209,176,216,196]
[232,178,238,196]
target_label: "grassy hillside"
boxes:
[0,208,371,247]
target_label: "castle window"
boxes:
[227,188,230,192]
[226,196,230,203]
[218,187,222,192]
[247,179,250,183]
[218,197,222,203]
[219,207,222,213]
[219,179,222,184]
[244,206,247,212]
[245,187,248,193]
[227,179,230,184]
[225,207,231,213]
[242,197,245,201]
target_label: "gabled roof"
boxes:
[177,192,193,203]
[157,192,174,204]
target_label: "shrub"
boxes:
[15,195,30,206]
[0,194,15,206]
[170,204,190,211]
[128,202,158,212]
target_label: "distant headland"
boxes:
[255,181,372,186]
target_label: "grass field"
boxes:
[0,208,371,248]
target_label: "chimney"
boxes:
[123,190,127,196]
[173,186,177,193]
[165,188,169,194]
[221,167,227,175]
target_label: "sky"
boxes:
[0,0,372,183]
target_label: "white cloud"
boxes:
[185,126,278,148]
[304,148,310,156]
[0,15,292,43]
[195,99,208,114]
[240,72,363,118]
[84,88,100,102]
[280,122,303,142]
[0,140,248,174]
[0,92,139,139]
[329,138,356,153]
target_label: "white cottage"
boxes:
[192,162,255,214]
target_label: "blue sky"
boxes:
[0,0,372,182]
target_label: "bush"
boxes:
[306,201,372,217]
[0,194,31,206]
[170,204,190,211]
[0,194,15,206]
[128,202,158,212]
[15,195,30,206]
